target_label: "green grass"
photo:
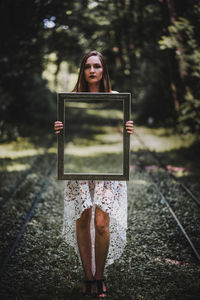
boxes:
[0,125,200,299]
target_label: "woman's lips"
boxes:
[89,75,96,78]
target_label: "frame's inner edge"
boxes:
[58,93,131,180]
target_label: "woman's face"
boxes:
[84,55,103,85]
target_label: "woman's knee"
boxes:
[95,207,110,235]
[76,208,92,228]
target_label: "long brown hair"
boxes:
[73,50,112,92]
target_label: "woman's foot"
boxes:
[94,279,107,298]
[82,280,95,299]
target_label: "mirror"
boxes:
[57,93,131,180]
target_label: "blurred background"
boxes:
[0,0,200,141]
[1,1,200,299]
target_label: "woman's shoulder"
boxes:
[111,90,119,94]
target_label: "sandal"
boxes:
[95,279,107,298]
[82,280,94,299]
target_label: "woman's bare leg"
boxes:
[94,206,110,280]
[76,207,93,280]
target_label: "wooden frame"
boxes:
[57,92,131,180]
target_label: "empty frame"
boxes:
[57,92,131,180]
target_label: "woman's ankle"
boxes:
[84,271,94,281]
[94,273,104,280]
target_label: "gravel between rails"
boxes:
[0,133,200,299]
[0,164,200,299]
[0,153,56,260]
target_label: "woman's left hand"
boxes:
[126,121,134,134]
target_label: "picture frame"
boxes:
[57,92,131,180]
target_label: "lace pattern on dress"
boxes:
[62,180,127,268]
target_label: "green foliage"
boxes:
[0,0,56,141]
[178,91,200,133]
[159,13,200,134]
[1,0,200,139]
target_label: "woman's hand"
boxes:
[126,121,134,134]
[54,121,63,134]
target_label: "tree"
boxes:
[159,0,200,134]
[1,0,199,140]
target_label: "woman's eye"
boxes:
[84,64,102,69]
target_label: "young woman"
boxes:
[54,50,134,299]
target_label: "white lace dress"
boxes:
[62,180,127,271]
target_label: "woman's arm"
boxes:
[54,121,63,134]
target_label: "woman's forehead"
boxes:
[85,55,102,65]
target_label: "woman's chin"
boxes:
[88,79,99,84]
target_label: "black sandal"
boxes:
[82,280,94,299]
[95,280,107,298]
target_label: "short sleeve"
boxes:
[111,90,119,93]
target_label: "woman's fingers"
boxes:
[54,121,63,127]
[54,125,63,129]
[54,121,63,134]
[125,120,134,134]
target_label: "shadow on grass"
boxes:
[0,153,56,199]
[64,152,123,174]
[1,127,200,300]
[132,140,200,184]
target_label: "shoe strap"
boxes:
[96,280,106,295]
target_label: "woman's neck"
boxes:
[88,83,100,92]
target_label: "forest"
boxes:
[1,1,200,299]
[0,0,200,141]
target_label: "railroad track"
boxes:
[1,131,199,278]
[134,131,200,207]
[133,132,200,262]
[0,157,57,275]
[0,139,54,210]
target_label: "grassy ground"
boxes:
[0,123,200,300]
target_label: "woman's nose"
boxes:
[90,66,94,72]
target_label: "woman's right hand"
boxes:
[54,121,63,134]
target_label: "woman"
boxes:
[54,50,134,298]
